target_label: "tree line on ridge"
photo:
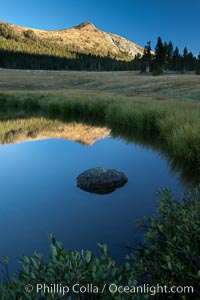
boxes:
[0,21,200,74]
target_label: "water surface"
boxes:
[0,136,185,274]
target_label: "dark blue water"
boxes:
[0,137,185,274]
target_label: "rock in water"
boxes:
[76,167,128,194]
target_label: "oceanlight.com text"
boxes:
[24,283,194,296]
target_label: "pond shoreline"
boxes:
[0,88,200,184]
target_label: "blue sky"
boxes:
[0,0,199,56]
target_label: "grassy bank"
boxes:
[0,90,200,173]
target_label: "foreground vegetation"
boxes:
[0,187,199,299]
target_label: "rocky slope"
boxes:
[11,21,144,60]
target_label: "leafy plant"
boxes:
[135,187,200,297]
[0,187,199,299]
[0,236,140,299]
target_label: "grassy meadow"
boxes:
[0,69,200,101]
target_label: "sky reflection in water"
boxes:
[0,137,185,273]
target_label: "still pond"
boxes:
[0,132,186,274]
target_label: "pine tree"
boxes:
[195,52,200,74]
[155,36,165,71]
[183,47,188,71]
[142,41,152,75]
[166,41,173,70]
[172,46,181,71]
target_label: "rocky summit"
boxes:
[76,167,128,194]
[10,21,144,60]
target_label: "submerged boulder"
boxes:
[76,167,128,194]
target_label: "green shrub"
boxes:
[135,187,200,295]
[0,187,199,299]
[0,236,141,300]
